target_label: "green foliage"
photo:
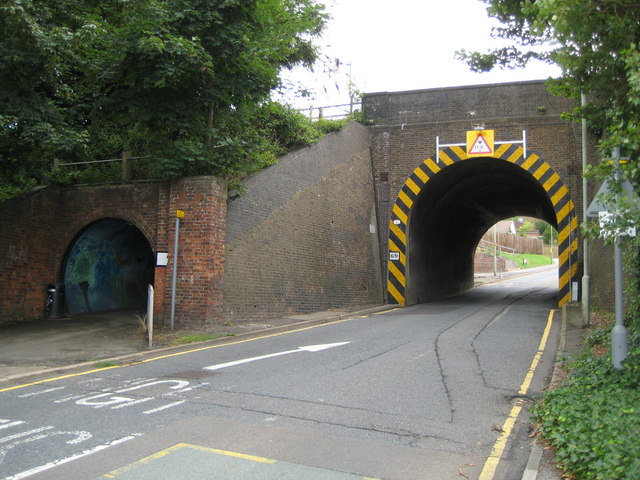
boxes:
[517,220,535,237]
[624,236,640,329]
[170,332,220,346]
[0,0,327,201]
[533,326,640,479]
[535,220,556,245]
[460,12,640,475]
[456,0,640,186]
[500,252,553,268]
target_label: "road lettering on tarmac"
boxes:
[15,378,205,415]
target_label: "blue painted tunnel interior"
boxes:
[63,218,154,315]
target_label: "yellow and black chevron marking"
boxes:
[387,143,579,307]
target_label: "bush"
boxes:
[533,325,640,479]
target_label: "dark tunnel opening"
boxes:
[405,157,558,305]
[62,218,155,315]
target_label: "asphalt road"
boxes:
[0,269,559,480]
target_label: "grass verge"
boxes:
[501,252,554,268]
[169,332,235,346]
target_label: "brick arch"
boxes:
[56,212,156,280]
[387,143,579,307]
[61,217,156,315]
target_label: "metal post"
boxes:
[170,212,182,330]
[611,147,628,369]
[121,151,131,181]
[493,224,498,277]
[147,284,154,348]
[581,93,590,324]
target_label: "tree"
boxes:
[535,220,555,245]
[517,220,535,237]
[0,0,327,201]
[456,0,640,167]
[457,0,640,312]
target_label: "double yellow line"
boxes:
[479,309,555,480]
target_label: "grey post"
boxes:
[581,93,590,323]
[611,147,628,369]
[170,211,183,330]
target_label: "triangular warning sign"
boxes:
[469,133,493,155]
[466,129,495,156]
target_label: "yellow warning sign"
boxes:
[466,130,494,156]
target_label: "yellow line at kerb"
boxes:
[0,366,121,393]
[0,315,368,393]
[479,309,555,480]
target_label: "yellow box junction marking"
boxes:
[101,443,276,478]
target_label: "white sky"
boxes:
[276,0,561,111]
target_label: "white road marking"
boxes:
[55,393,91,403]
[17,387,65,398]
[110,397,154,410]
[203,342,351,371]
[143,400,186,415]
[0,427,53,444]
[4,433,142,480]
[76,393,135,409]
[0,421,25,431]
[1,430,91,463]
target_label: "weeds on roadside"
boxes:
[533,311,640,479]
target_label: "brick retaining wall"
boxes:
[223,122,383,321]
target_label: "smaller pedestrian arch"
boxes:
[387,143,579,307]
[62,218,155,315]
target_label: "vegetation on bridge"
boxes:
[0,0,336,202]
[458,1,640,477]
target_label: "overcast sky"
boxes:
[276,0,560,112]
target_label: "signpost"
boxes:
[586,148,639,369]
[170,210,185,331]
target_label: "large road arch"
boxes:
[386,142,579,307]
[363,81,591,309]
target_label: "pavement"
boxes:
[0,265,583,480]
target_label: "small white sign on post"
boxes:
[389,252,400,261]
[598,211,637,239]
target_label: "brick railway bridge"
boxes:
[1,81,606,328]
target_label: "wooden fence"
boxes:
[481,231,545,255]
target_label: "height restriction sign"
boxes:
[466,130,494,156]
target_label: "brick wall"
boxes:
[166,177,227,328]
[224,122,383,321]
[474,251,507,274]
[0,177,226,327]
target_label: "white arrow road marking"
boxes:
[203,342,351,371]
